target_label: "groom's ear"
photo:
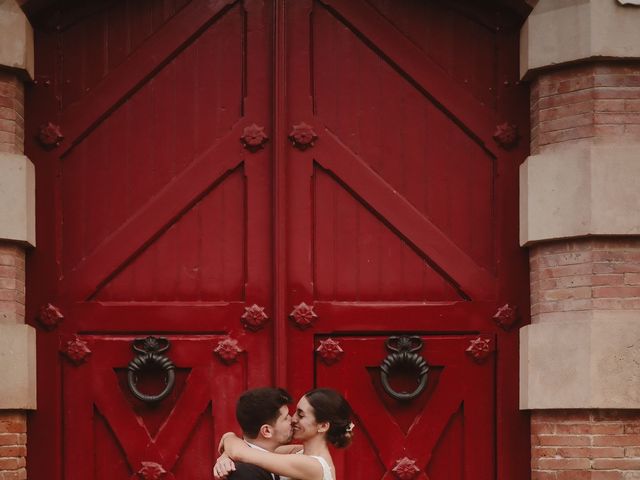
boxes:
[259,424,274,439]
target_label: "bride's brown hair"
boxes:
[304,388,354,448]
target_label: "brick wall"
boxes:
[0,242,26,325]
[532,410,640,480]
[0,71,25,155]
[1,47,29,480]
[530,62,640,154]
[0,412,27,480]
[529,238,640,320]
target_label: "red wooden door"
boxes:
[281,1,530,479]
[27,1,274,479]
[26,1,530,479]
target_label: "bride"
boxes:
[216,388,354,480]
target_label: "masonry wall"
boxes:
[521,2,640,479]
[0,412,27,480]
[0,2,36,479]
[532,410,640,479]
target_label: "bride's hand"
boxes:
[217,432,238,454]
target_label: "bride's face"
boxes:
[292,396,324,441]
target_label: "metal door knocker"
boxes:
[127,336,175,403]
[380,336,429,401]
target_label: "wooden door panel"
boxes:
[316,336,495,480]
[313,166,462,301]
[311,3,496,273]
[28,2,274,480]
[93,167,246,302]
[58,0,240,150]
[60,6,244,280]
[285,1,529,480]
[63,336,244,480]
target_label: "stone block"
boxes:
[0,0,34,80]
[0,324,36,409]
[521,310,640,409]
[520,143,640,245]
[521,0,640,78]
[0,153,35,247]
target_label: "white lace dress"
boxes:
[308,455,334,480]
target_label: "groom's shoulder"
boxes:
[228,461,273,480]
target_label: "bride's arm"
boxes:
[222,434,322,480]
[274,444,304,454]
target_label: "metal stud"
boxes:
[214,337,243,365]
[289,302,318,329]
[316,338,344,365]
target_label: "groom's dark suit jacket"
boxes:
[227,461,274,480]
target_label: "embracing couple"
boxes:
[213,387,353,480]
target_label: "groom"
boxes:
[213,387,293,479]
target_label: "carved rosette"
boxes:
[492,122,519,149]
[240,124,268,152]
[288,122,318,150]
[37,122,64,148]
[61,336,92,365]
[392,457,421,480]
[316,338,344,365]
[137,462,167,480]
[289,302,318,329]
[465,337,492,363]
[214,337,243,364]
[37,303,64,330]
[493,303,519,330]
[241,304,269,331]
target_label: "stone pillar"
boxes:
[0,2,37,480]
[520,1,640,479]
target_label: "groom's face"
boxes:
[268,404,293,445]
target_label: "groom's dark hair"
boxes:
[236,387,292,438]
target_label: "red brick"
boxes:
[593,458,640,470]
[591,473,624,480]
[532,472,557,480]
[0,435,21,447]
[533,423,557,434]
[533,411,592,423]
[533,447,558,458]
[537,435,592,446]
[557,447,624,459]
[0,418,26,434]
[556,424,624,435]
[592,274,625,286]
[593,286,640,298]
[556,472,592,480]
[593,435,640,446]
[0,446,25,457]
[537,457,591,470]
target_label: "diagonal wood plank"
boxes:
[315,127,496,300]
[318,0,499,156]
[59,0,239,154]
[93,369,158,469]
[154,368,212,470]
[60,122,246,301]
[380,373,467,480]
[340,363,405,467]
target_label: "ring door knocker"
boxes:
[127,336,176,403]
[380,336,429,401]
